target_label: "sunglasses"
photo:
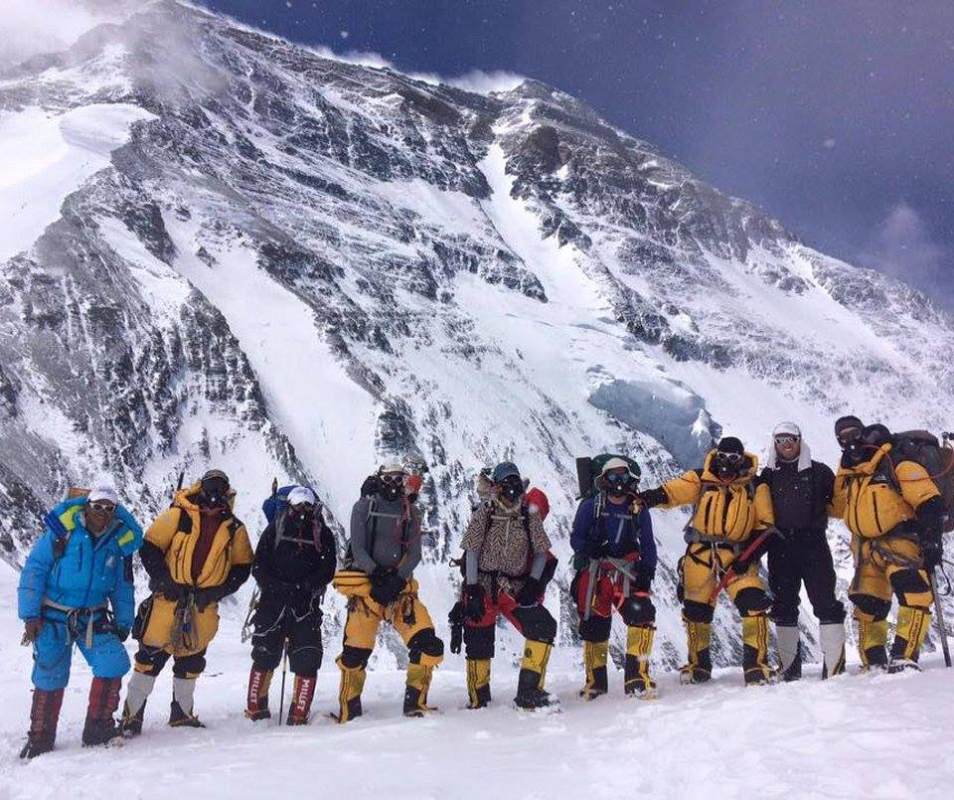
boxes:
[89,502,116,513]
[774,435,800,445]
[290,502,315,512]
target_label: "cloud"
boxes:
[859,202,952,304]
[445,70,527,95]
[0,0,133,69]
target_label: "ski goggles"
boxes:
[88,501,116,513]
[380,472,406,488]
[774,435,800,446]
[604,471,632,488]
[837,428,862,448]
[715,451,744,466]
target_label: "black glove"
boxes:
[516,577,542,606]
[637,488,668,509]
[921,534,943,570]
[194,586,224,611]
[572,553,590,571]
[370,567,406,606]
[585,540,610,559]
[463,584,486,621]
[634,564,654,593]
[155,576,185,602]
[115,626,130,643]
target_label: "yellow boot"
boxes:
[515,640,553,709]
[742,614,774,685]
[404,663,437,717]
[466,658,492,709]
[335,657,367,723]
[889,606,931,672]
[856,616,889,671]
[625,626,656,698]
[680,619,712,684]
[581,640,608,700]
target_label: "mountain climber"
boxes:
[17,486,144,757]
[639,437,777,685]
[120,469,253,733]
[830,417,943,672]
[759,422,846,680]
[246,486,337,725]
[571,457,658,699]
[332,463,444,722]
[458,462,557,709]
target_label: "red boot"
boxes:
[83,677,122,746]
[245,667,273,721]
[20,688,64,759]
[287,675,316,726]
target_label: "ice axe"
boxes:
[708,527,781,604]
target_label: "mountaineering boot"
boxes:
[120,671,156,737]
[245,667,273,721]
[287,675,316,725]
[679,619,712,684]
[580,640,608,700]
[857,617,889,672]
[776,624,802,681]
[888,606,931,673]
[742,615,774,685]
[82,677,122,746]
[514,640,553,709]
[466,658,492,709]
[169,677,204,728]
[819,622,846,679]
[403,663,436,718]
[335,657,367,723]
[19,688,64,759]
[624,626,656,698]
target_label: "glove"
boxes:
[516,577,542,607]
[637,488,668,509]
[370,567,406,606]
[921,534,943,570]
[156,576,185,602]
[21,618,43,645]
[194,586,224,611]
[463,584,486,622]
[585,540,610,560]
[572,553,590,571]
[634,564,653,594]
[448,601,464,654]
[115,626,130,643]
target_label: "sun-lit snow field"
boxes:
[2,562,953,800]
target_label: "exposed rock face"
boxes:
[1,0,951,666]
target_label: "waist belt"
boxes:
[42,598,108,648]
[684,528,745,553]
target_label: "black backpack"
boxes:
[884,431,954,532]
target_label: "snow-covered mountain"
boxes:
[1,0,952,669]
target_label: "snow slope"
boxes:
[1,561,953,800]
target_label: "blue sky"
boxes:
[200,0,954,307]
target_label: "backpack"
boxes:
[884,431,954,532]
[262,484,324,550]
[575,453,641,499]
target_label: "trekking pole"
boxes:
[929,568,952,668]
[277,639,289,724]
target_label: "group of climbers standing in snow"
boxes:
[14,415,951,756]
